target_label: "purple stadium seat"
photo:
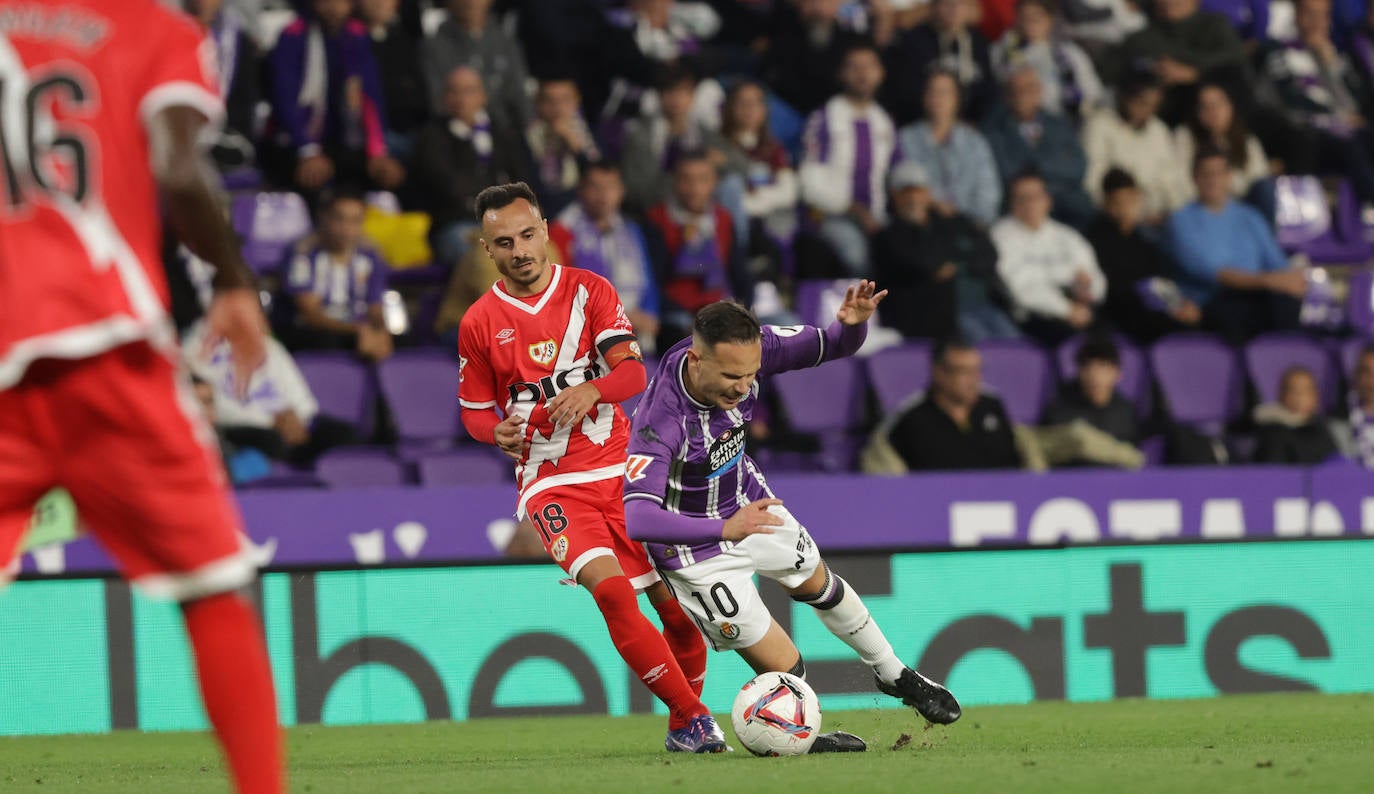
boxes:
[220,168,263,191]
[293,352,375,435]
[867,342,932,415]
[770,357,865,471]
[315,448,408,488]
[1274,177,1371,264]
[1149,334,1242,427]
[977,340,1053,425]
[1243,333,1339,411]
[377,350,461,449]
[416,449,511,486]
[1056,334,1150,418]
[230,192,312,275]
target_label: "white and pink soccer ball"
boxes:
[730,671,822,756]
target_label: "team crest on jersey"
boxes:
[625,455,653,482]
[528,339,558,366]
[719,622,740,640]
[551,535,569,563]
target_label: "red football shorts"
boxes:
[0,342,256,599]
[521,476,659,590]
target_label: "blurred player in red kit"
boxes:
[458,182,728,752]
[0,2,283,791]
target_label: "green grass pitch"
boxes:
[1,693,1371,793]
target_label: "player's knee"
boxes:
[591,575,641,630]
[790,568,846,611]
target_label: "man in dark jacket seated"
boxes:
[1252,366,1341,464]
[872,161,1017,342]
[887,337,1022,471]
[1084,169,1201,344]
[1038,335,1144,468]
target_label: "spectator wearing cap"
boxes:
[1086,168,1202,343]
[872,161,1016,341]
[1165,148,1303,342]
[799,42,898,277]
[897,69,1002,226]
[1253,366,1341,464]
[991,172,1106,345]
[885,337,1022,472]
[1082,74,1192,224]
[983,66,1096,230]
[1036,335,1144,468]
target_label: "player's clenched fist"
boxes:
[494,414,528,461]
[722,498,786,542]
[544,382,603,428]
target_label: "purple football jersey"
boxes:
[624,323,857,568]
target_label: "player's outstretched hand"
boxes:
[722,498,786,542]
[836,280,888,326]
[494,414,528,461]
[203,287,267,401]
[544,382,603,428]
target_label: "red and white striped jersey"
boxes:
[458,264,638,516]
[0,1,224,390]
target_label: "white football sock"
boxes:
[809,576,907,685]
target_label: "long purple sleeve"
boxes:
[759,320,867,377]
[625,499,724,544]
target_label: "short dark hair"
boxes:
[672,148,715,173]
[1075,335,1121,368]
[1192,145,1231,175]
[1117,71,1161,105]
[933,335,976,368]
[318,185,367,214]
[581,161,622,182]
[1101,167,1138,195]
[1009,168,1045,190]
[474,181,541,224]
[656,63,697,94]
[841,39,882,66]
[693,301,761,347]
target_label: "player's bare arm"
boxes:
[148,104,266,395]
[835,279,888,326]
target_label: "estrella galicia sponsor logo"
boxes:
[706,425,747,477]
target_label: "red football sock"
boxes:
[182,592,284,794]
[592,577,708,725]
[655,598,707,730]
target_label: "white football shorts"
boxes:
[656,505,822,651]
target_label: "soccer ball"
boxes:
[730,671,822,756]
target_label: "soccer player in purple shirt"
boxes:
[623,285,962,753]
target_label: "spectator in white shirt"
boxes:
[992,171,1107,343]
[1082,73,1192,224]
[799,41,898,276]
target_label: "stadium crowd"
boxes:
[173,0,1374,484]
